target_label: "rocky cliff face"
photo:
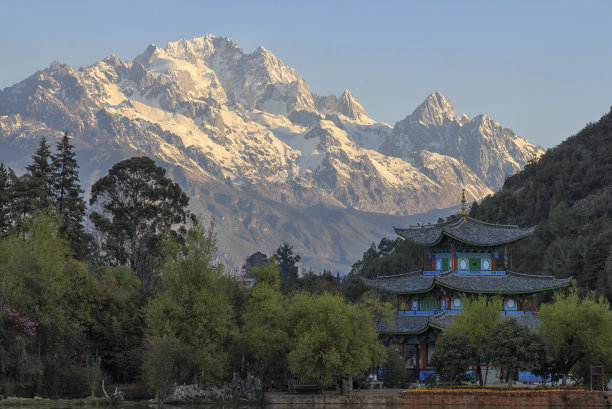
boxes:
[0,35,543,271]
[382,92,543,189]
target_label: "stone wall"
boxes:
[398,390,608,408]
[265,390,609,408]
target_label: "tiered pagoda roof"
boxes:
[363,270,571,295]
[378,312,541,338]
[394,217,535,247]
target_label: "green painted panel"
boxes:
[441,258,449,270]
[420,298,438,310]
[469,258,481,270]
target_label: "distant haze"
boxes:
[1,1,611,149]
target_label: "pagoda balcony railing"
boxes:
[397,309,533,316]
[397,310,443,316]
[423,270,507,276]
[500,310,533,316]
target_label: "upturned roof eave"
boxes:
[362,274,572,295]
[396,229,536,247]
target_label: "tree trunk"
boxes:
[484,365,489,386]
[562,373,568,386]
[476,363,483,386]
[508,369,515,388]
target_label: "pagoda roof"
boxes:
[394,216,535,247]
[378,315,430,334]
[362,270,571,294]
[379,312,541,335]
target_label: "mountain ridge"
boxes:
[0,34,544,271]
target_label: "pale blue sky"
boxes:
[1,0,611,148]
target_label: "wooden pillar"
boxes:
[422,342,428,369]
[401,344,406,369]
[415,343,420,380]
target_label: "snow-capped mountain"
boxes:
[0,35,543,271]
[382,92,543,189]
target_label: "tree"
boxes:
[25,137,53,211]
[537,286,612,385]
[88,266,145,383]
[485,318,541,388]
[237,262,289,379]
[50,132,87,257]
[0,211,94,397]
[286,292,386,388]
[141,337,194,402]
[429,333,475,386]
[89,156,190,291]
[144,220,237,385]
[0,163,12,236]
[444,295,500,385]
[274,243,300,293]
[242,251,269,276]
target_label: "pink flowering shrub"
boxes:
[1,305,37,336]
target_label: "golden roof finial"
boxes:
[459,188,469,221]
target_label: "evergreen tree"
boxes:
[0,163,12,236]
[7,172,38,232]
[25,137,53,210]
[50,132,87,256]
[89,156,190,292]
[274,243,300,293]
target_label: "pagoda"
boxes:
[363,190,571,381]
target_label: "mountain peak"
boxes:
[338,89,368,121]
[409,91,458,126]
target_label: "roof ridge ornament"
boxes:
[459,188,469,221]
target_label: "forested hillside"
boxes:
[470,107,612,299]
[349,107,612,301]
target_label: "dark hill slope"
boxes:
[470,108,612,299]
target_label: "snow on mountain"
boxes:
[0,35,541,271]
[382,91,544,190]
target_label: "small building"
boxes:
[363,190,571,381]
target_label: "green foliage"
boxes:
[274,243,300,293]
[379,349,413,388]
[89,156,190,292]
[85,354,102,397]
[0,163,11,237]
[237,262,289,378]
[25,137,53,211]
[297,269,342,295]
[537,286,612,385]
[145,220,237,385]
[141,336,195,402]
[445,295,500,385]
[286,292,386,388]
[0,211,92,327]
[0,211,94,397]
[485,318,542,387]
[429,333,475,386]
[470,108,612,300]
[50,132,87,258]
[88,266,145,382]
[344,238,422,302]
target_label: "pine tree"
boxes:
[7,172,38,232]
[0,163,12,236]
[50,132,87,256]
[25,137,53,210]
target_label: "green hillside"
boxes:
[469,108,612,299]
[348,108,612,301]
